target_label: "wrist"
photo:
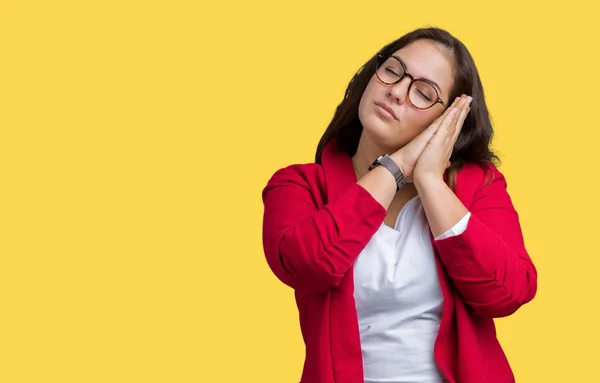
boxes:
[389,151,408,177]
[413,172,445,190]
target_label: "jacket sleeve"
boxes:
[433,165,538,318]
[261,165,387,294]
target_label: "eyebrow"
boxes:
[391,55,443,95]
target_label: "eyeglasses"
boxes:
[375,54,447,110]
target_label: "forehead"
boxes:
[391,40,454,95]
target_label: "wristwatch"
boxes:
[368,153,407,191]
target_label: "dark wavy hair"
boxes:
[315,27,499,189]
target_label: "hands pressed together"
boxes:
[389,94,473,187]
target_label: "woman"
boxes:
[261,27,537,383]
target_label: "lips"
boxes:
[375,102,398,120]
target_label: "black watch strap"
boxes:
[368,153,407,191]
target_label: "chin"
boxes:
[362,114,396,139]
[362,116,412,151]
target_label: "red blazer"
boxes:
[261,142,537,383]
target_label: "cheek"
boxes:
[411,108,442,130]
[395,108,443,145]
[401,108,436,132]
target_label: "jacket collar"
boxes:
[321,141,358,203]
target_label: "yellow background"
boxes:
[1,0,599,382]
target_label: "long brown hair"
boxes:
[315,27,499,189]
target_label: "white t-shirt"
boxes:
[353,196,470,383]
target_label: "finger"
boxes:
[455,94,470,108]
[430,96,469,161]
[413,96,467,146]
[460,96,472,114]
[447,95,471,137]
[430,107,459,146]
[446,96,463,113]
[451,96,468,117]
[452,97,472,138]
[440,95,470,125]
[452,106,470,143]
[434,97,462,124]
[426,96,462,131]
[412,101,459,144]
[446,105,463,141]
[445,104,471,160]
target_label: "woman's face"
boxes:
[358,39,455,151]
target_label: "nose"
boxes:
[388,76,412,105]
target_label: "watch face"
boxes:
[376,154,387,164]
[368,154,386,171]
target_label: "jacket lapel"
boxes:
[321,142,365,382]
